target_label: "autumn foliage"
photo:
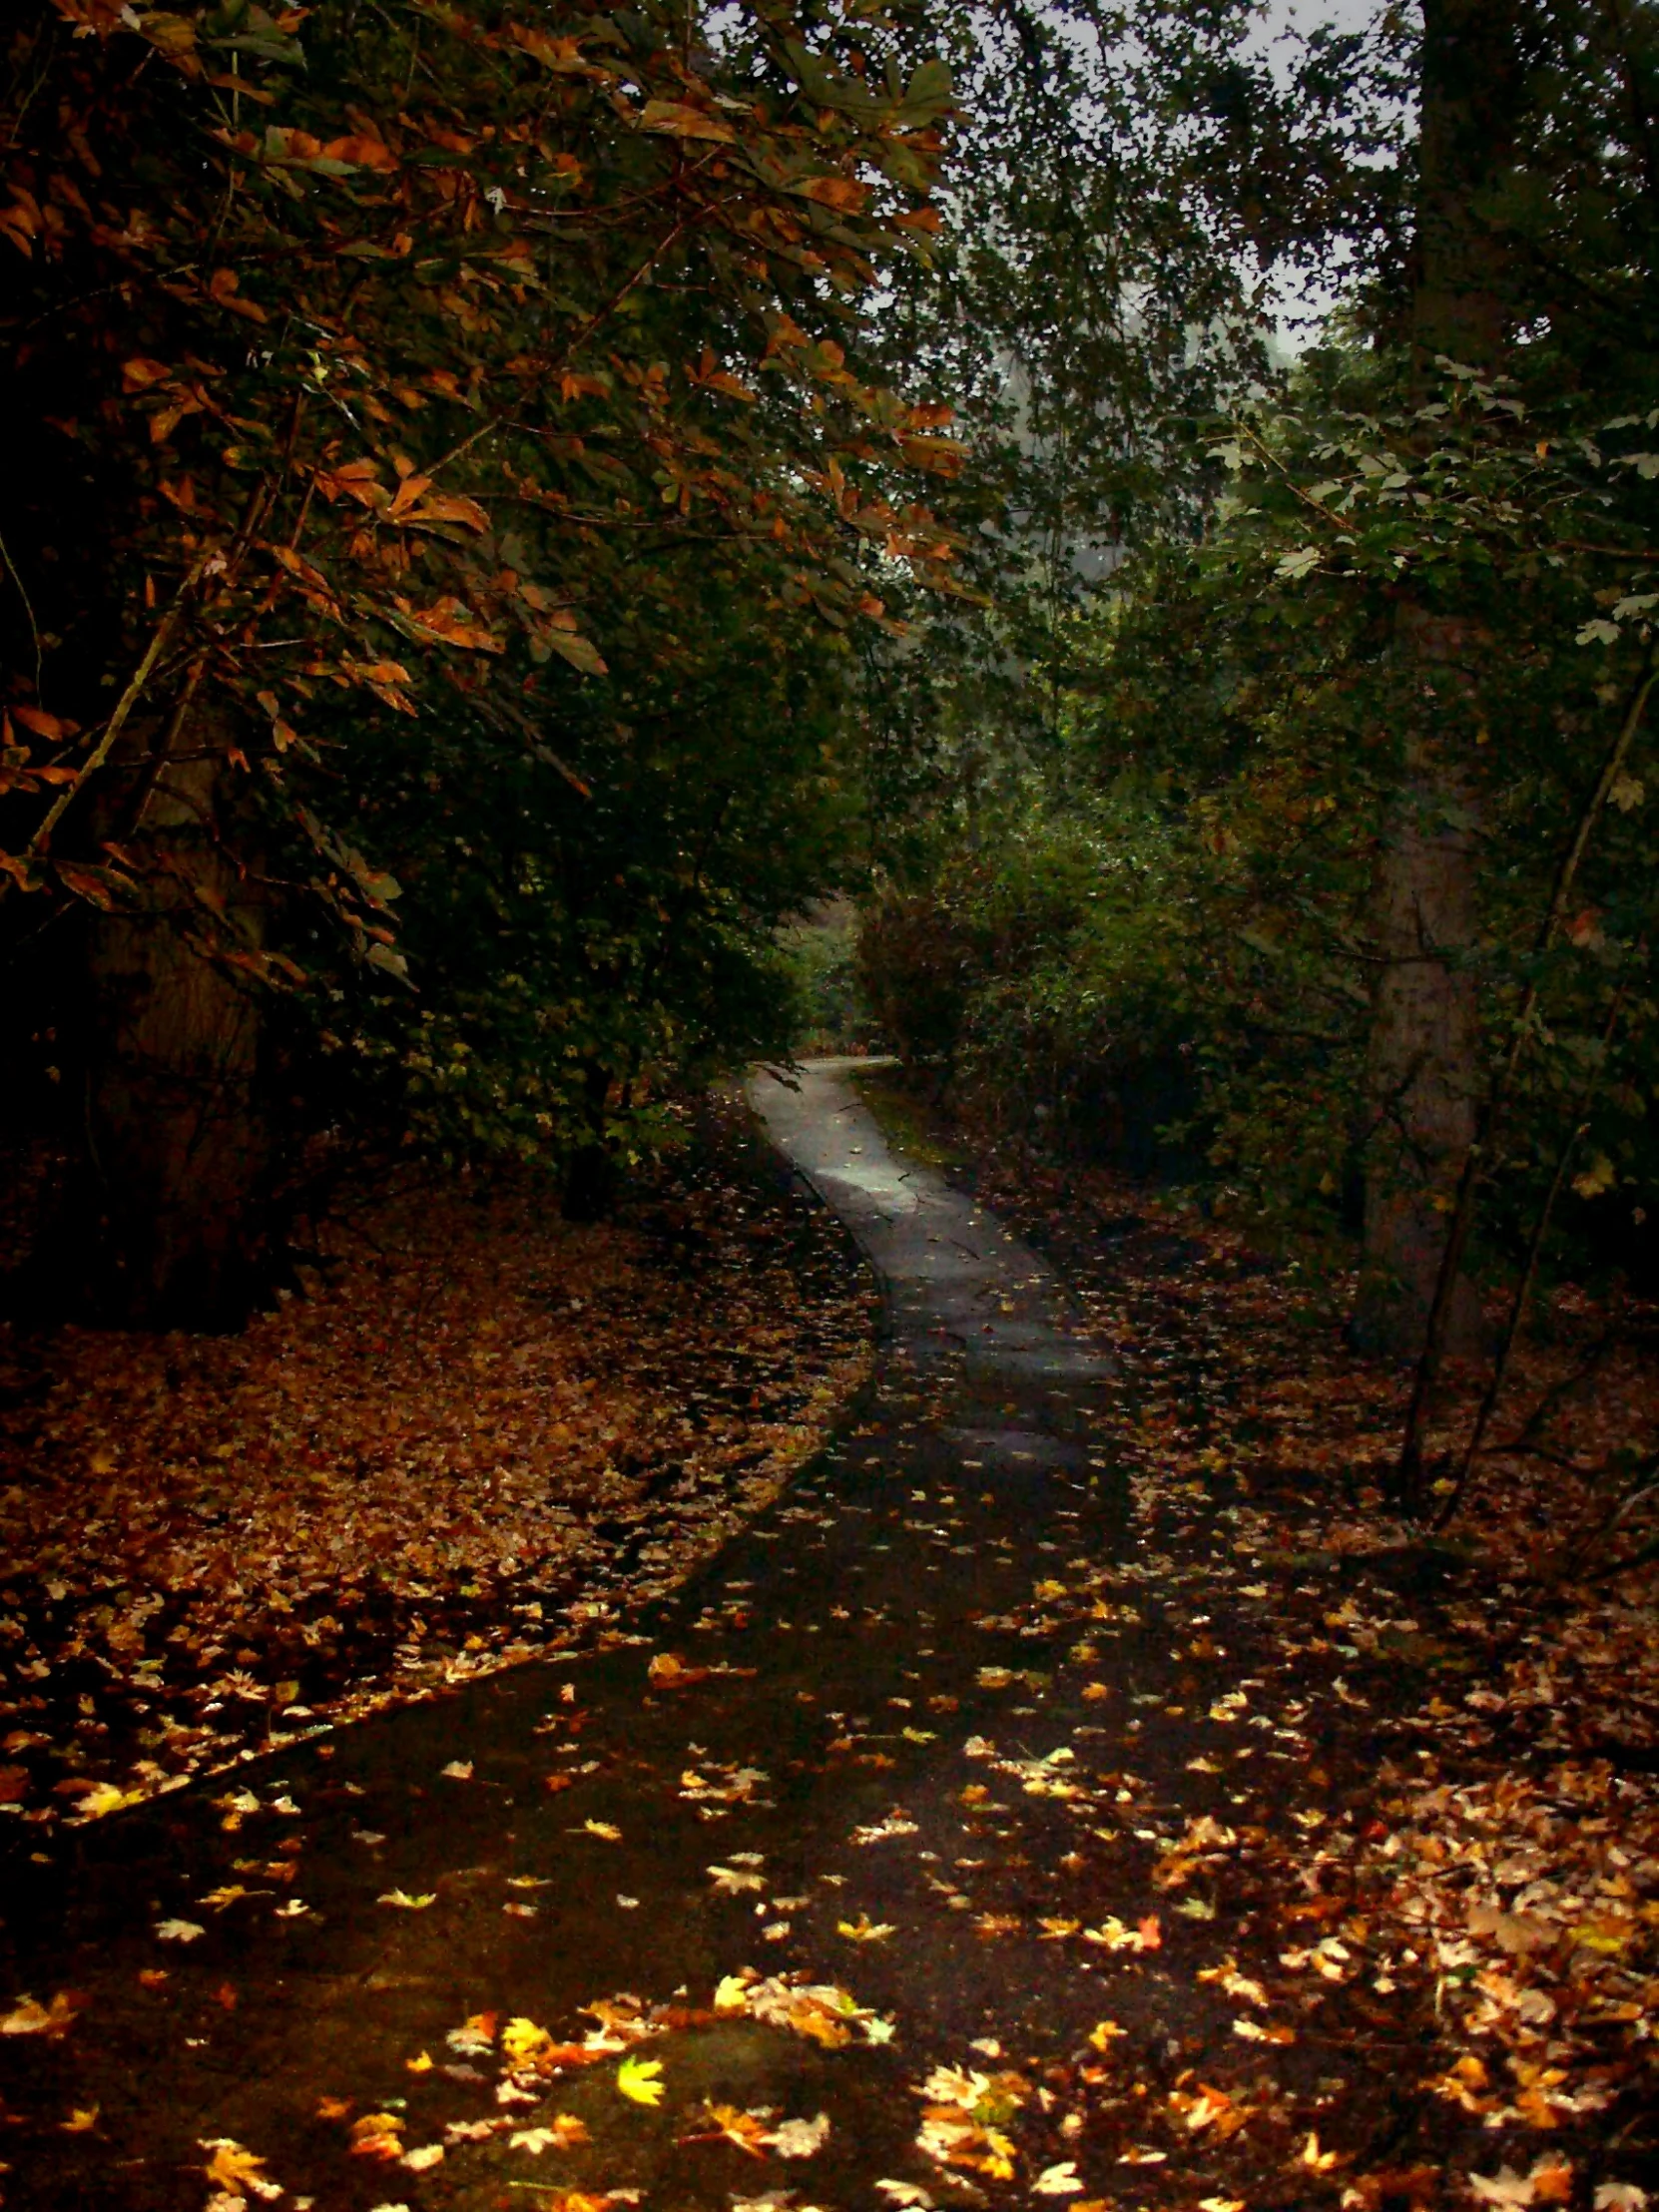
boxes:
[0,0,959,1311]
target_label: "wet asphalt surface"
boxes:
[0,1060,1157,2212]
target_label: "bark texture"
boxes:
[1356,703,1485,1355]
[1355,0,1522,1357]
[83,712,268,1325]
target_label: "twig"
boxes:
[428,217,695,479]
[19,554,211,864]
[120,650,210,839]
[1396,648,1658,1511]
[1432,953,1642,1529]
[0,524,43,696]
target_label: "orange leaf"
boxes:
[203,2143,267,2192]
[385,470,431,513]
[321,134,399,173]
[508,24,606,76]
[207,269,268,323]
[13,706,76,740]
[401,597,504,653]
[122,357,173,392]
[799,175,869,214]
[403,491,491,533]
[637,99,736,144]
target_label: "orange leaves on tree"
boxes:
[505,25,610,80]
[637,100,737,145]
[688,348,758,404]
[120,357,173,393]
[797,175,870,215]
[313,456,387,510]
[394,595,504,654]
[338,657,417,715]
[898,432,966,478]
[207,269,268,324]
[398,488,491,534]
[320,132,398,173]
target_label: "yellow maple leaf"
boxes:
[501,2016,554,2065]
[837,1914,895,1942]
[616,2053,665,2105]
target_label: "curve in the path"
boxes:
[2,1059,1146,2212]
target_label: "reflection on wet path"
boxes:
[1,1059,1135,2212]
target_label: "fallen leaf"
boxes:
[202,2139,269,2191]
[501,2017,555,2065]
[838,1914,896,1941]
[710,1865,766,1894]
[617,2053,665,2106]
[0,1992,79,2037]
[1033,2163,1085,2195]
[350,2113,406,2160]
[772,2111,831,2158]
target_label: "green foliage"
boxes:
[869,351,1659,1275]
[778,902,876,1055]
[858,781,1203,1173]
[0,0,962,1195]
[298,575,856,1164]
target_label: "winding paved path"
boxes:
[4,1060,1142,2212]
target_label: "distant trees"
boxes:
[856,0,1659,1396]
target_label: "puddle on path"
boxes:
[1,1060,1138,2212]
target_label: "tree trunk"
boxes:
[1354,0,1521,1356]
[561,1059,619,1222]
[1355,682,1485,1354]
[82,713,268,1326]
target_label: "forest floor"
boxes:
[0,1063,1655,2212]
[0,1095,875,1843]
[842,1066,1659,2212]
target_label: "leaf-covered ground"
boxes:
[874,1077,1659,2212]
[1,1063,1656,2212]
[0,1099,875,1841]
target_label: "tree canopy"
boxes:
[1,0,961,1311]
